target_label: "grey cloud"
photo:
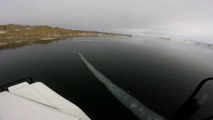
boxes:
[0,0,213,40]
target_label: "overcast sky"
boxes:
[0,0,213,41]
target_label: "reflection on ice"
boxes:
[79,53,165,120]
[74,40,94,42]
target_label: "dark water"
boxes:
[0,36,213,120]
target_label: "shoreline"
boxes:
[0,24,130,50]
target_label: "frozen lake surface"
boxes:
[0,36,213,120]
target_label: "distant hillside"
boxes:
[0,24,124,50]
